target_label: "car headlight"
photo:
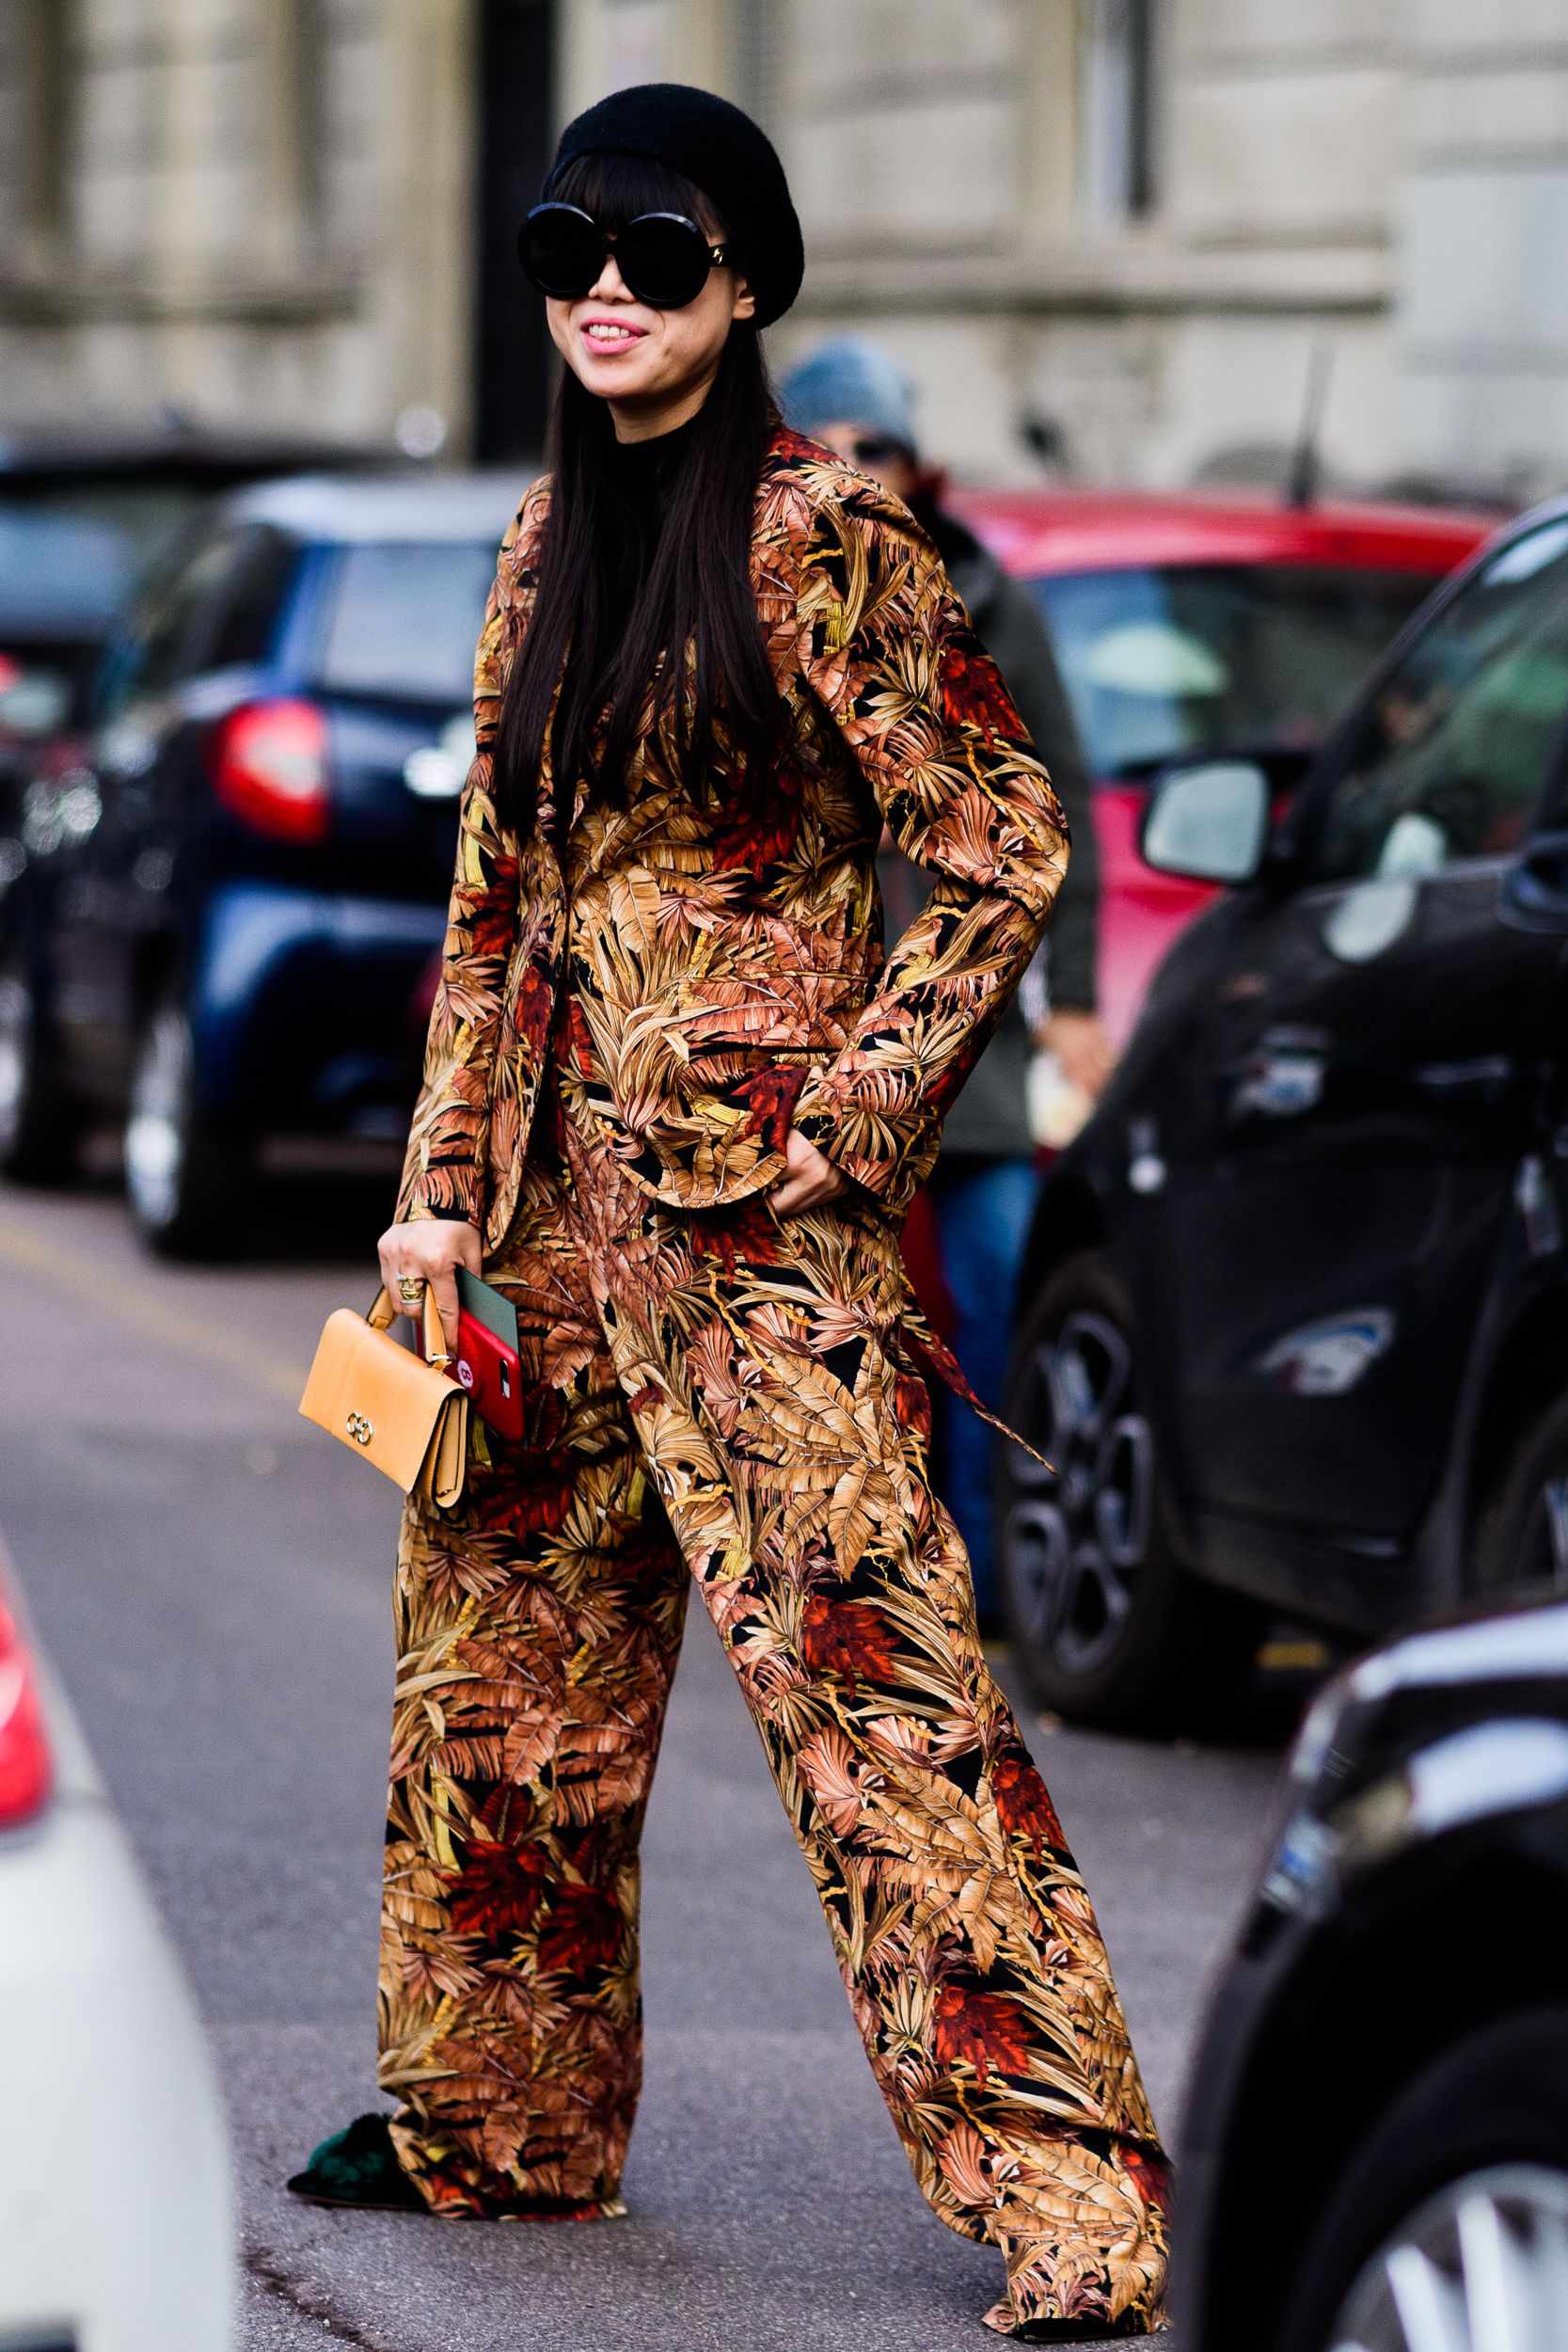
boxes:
[1255,1717,1568,1930]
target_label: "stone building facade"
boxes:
[3,1,1567,498]
[0,0,483,459]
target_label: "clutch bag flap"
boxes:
[300,1302,469,1505]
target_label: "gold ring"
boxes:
[398,1277,425,1303]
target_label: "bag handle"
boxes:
[368,1284,451,1367]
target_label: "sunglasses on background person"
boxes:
[847,434,913,469]
[518,204,735,310]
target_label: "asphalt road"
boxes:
[0,1169,1304,2351]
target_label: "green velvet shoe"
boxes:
[286,2112,425,2211]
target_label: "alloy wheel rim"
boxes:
[1528,1475,1568,1592]
[1326,2162,1568,2352]
[124,1008,191,1228]
[999,1308,1155,1678]
[0,972,27,1155]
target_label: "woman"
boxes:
[290,82,1169,2342]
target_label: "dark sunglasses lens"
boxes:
[617,215,711,307]
[520,208,603,297]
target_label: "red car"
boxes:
[949,487,1494,1041]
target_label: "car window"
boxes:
[201,527,297,670]
[1307,518,1568,885]
[314,541,499,705]
[0,504,132,634]
[95,529,257,718]
[1033,564,1439,778]
[1,478,213,573]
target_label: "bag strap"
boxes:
[368,1284,451,1366]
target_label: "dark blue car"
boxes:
[0,471,527,1252]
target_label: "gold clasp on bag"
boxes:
[299,1286,470,1510]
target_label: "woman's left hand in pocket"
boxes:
[770,1126,849,1216]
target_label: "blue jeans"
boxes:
[928,1156,1041,1617]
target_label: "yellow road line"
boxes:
[0,1213,308,1405]
[1258,1639,1333,1673]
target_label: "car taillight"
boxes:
[0,1590,52,1830]
[210,698,330,843]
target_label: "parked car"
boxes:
[996,496,1568,1726]
[953,485,1492,1040]
[1176,1591,1568,2352]
[0,470,526,1252]
[0,1546,233,2347]
[0,510,134,848]
[0,423,388,840]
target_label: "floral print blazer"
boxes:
[397,427,1069,1253]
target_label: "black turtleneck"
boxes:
[598,410,700,654]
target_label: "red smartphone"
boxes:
[453,1268,525,1441]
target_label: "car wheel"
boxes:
[1474,1389,1568,1596]
[1275,2009,1568,2352]
[124,994,250,1259]
[994,1249,1263,1732]
[0,937,81,1184]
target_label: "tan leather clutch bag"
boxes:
[299,1286,469,1509]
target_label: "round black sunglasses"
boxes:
[518,204,733,310]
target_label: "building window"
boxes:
[473,0,557,462]
[735,0,780,132]
[1078,0,1155,223]
[263,0,327,246]
[17,0,75,251]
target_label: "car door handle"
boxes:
[1413,1056,1513,1097]
[1501,831,1568,930]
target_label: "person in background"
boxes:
[783,338,1114,1622]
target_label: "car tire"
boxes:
[1274,2008,1568,2352]
[0,936,81,1185]
[1473,1388,1568,1596]
[123,993,251,1260]
[994,1249,1263,1733]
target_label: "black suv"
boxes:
[1177,1593,1568,2352]
[999,499,1568,1725]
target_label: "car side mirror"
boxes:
[1140,758,1272,886]
[1501,831,1568,932]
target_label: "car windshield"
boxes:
[0,502,135,636]
[1308,515,1568,883]
[1033,564,1441,779]
[316,540,501,705]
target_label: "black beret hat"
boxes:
[546,82,805,329]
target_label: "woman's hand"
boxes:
[770,1126,848,1216]
[377,1218,483,1356]
[1039,1009,1117,1102]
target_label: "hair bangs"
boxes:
[547,149,728,241]
[495,153,780,838]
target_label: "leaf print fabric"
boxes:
[380,1097,1169,2336]
[396,428,1068,1235]
[380,426,1168,2334]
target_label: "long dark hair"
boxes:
[494,150,784,839]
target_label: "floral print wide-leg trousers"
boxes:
[377,1127,1170,2338]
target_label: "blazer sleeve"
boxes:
[787,491,1069,1210]
[395,495,538,1226]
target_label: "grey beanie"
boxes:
[780,337,919,453]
